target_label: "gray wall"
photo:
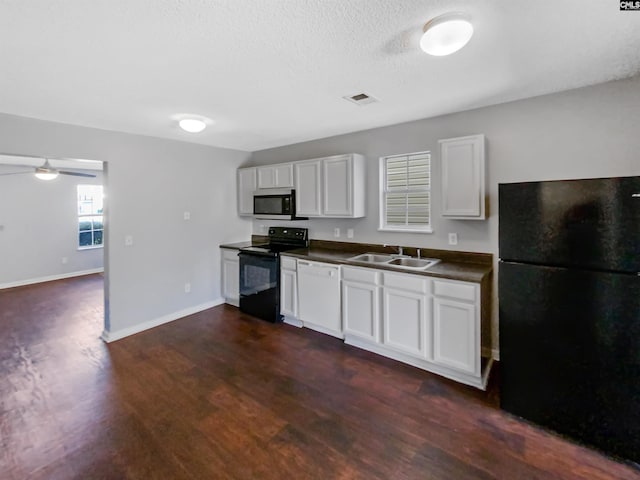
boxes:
[0,113,252,336]
[0,165,104,285]
[249,75,640,355]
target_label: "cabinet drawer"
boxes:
[383,272,429,294]
[281,256,297,271]
[221,248,239,261]
[433,279,476,302]
[342,266,380,285]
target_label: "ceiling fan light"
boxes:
[35,171,58,180]
[179,118,207,133]
[420,13,473,56]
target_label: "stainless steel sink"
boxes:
[387,257,441,270]
[347,253,394,263]
[347,253,440,271]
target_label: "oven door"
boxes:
[238,252,281,323]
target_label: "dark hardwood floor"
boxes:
[1,274,639,479]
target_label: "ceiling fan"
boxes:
[0,158,96,180]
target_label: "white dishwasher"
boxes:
[297,260,342,338]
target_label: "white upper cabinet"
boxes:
[294,154,365,218]
[237,167,257,216]
[322,154,365,217]
[257,163,294,189]
[238,154,365,218]
[294,160,323,217]
[439,134,486,219]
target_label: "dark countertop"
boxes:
[281,247,492,283]
[219,241,261,250]
[220,235,269,250]
[220,238,492,283]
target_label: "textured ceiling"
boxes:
[1,0,639,152]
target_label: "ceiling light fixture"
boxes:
[34,171,58,181]
[420,13,473,56]
[34,159,59,180]
[178,117,208,133]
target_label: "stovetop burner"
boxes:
[239,227,308,257]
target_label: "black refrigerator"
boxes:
[499,176,640,464]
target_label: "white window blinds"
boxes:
[380,152,431,231]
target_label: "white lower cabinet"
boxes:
[433,296,477,375]
[221,248,240,306]
[281,259,488,390]
[431,278,480,376]
[382,288,429,359]
[297,260,342,337]
[342,273,381,343]
[280,257,298,320]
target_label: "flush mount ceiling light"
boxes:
[420,13,474,56]
[178,117,208,133]
[35,170,58,180]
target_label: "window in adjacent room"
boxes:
[77,184,104,248]
[379,151,432,233]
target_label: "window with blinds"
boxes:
[379,152,432,232]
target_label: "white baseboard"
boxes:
[283,316,303,328]
[0,268,104,290]
[101,297,225,343]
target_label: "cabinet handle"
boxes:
[298,261,312,266]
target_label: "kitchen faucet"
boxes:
[383,244,409,258]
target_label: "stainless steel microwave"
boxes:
[253,189,306,220]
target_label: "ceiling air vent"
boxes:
[343,92,378,106]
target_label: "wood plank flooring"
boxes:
[1,274,639,479]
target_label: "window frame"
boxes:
[378,151,433,234]
[77,184,104,250]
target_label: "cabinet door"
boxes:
[323,155,352,216]
[237,168,257,216]
[280,269,298,318]
[433,297,477,374]
[294,160,322,216]
[440,134,485,219]
[221,254,239,307]
[275,164,294,188]
[257,166,276,189]
[382,288,429,358]
[343,280,380,342]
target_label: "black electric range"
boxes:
[238,227,308,322]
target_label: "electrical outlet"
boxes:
[334,228,340,238]
[347,228,354,239]
[61,257,68,264]
[448,233,458,246]
[183,211,191,220]
[184,282,191,293]
[125,235,133,246]
[260,224,266,233]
